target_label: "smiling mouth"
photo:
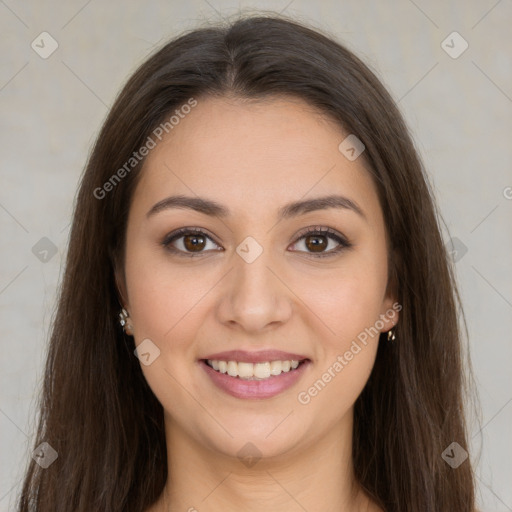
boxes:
[202,358,309,380]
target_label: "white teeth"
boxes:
[254,362,271,379]
[238,362,254,379]
[270,360,282,376]
[227,361,238,377]
[206,359,301,379]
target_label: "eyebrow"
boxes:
[146,194,367,222]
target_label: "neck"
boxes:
[152,410,377,512]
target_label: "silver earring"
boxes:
[387,329,396,341]
[119,308,133,334]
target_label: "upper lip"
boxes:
[201,350,310,363]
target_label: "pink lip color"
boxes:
[200,359,311,399]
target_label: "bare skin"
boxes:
[117,95,396,512]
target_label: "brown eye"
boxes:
[162,228,221,257]
[290,227,352,258]
[304,234,328,253]
[183,233,206,252]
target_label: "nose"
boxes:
[215,245,293,333]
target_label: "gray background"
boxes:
[1,0,511,510]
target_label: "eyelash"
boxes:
[161,226,352,259]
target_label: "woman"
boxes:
[17,14,478,512]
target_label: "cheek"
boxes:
[296,274,383,420]
[126,260,202,337]
[123,229,176,316]
[296,258,388,349]
[304,280,382,391]
[124,253,212,409]
[124,243,223,362]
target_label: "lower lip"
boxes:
[200,359,311,399]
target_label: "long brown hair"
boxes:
[16,13,478,511]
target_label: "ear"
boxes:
[114,260,129,310]
[379,248,401,331]
[379,293,400,332]
[115,268,134,335]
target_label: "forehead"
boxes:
[130,95,382,227]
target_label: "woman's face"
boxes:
[118,95,398,459]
